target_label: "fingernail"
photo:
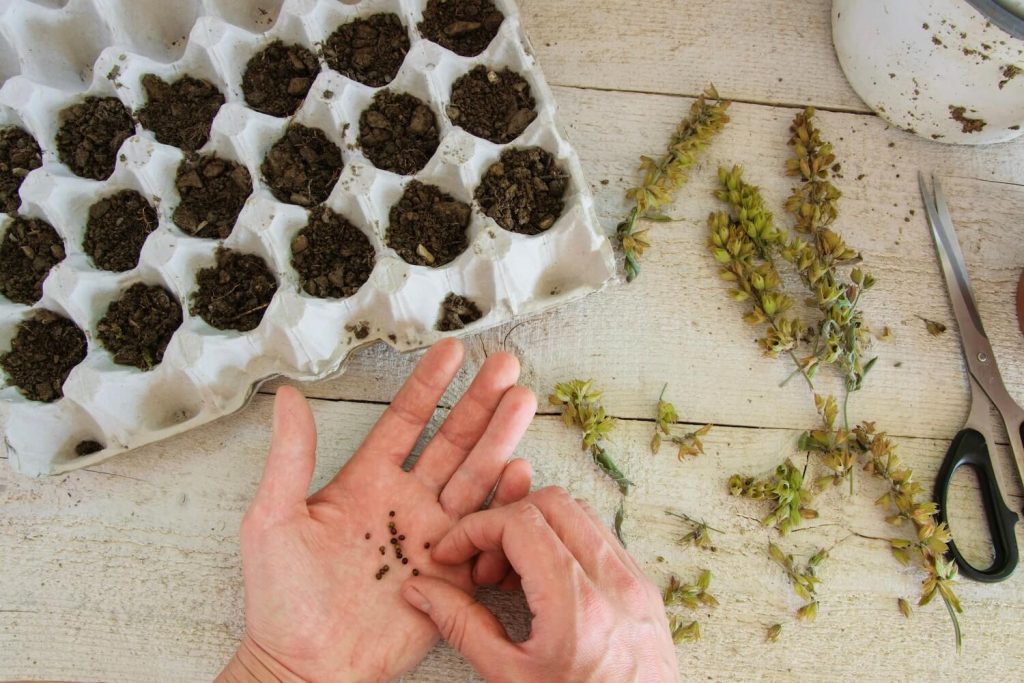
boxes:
[404,586,431,613]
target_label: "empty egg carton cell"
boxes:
[262,124,344,208]
[0,126,43,214]
[203,0,284,33]
[322,12,411,88]
[475,146,568,235]
[137,74,226,152]
[417,0,506,58]
[0,214,66,305]
[0,308,86,403]
[358,90,440,176]
[242,40,320,118]
[291,206,376,299]
[173,154,253,239]
[93,0,203,63]
[448,65,537,145]
[56,96,135,181]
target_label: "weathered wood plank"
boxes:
[1,396,1021,681]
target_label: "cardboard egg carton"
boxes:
[0,0,615,476]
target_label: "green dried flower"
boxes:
[666,511,720,551]
[551,380,632,494]
[652,385,713,459]
[664,569,718,610]
[729,459,816,534]
[919,316,948,336]
[898,598,912,619]
[618,85,731,281]
[670,617,701,644]
[766,623,783,643]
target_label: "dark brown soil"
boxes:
[191,249,278,332]
[418,0,505,57]
[0,310,87,403]
[358,91,440,175]
[97,283,182,370]
[262,125,344,207]
[323,13,410,88]
[475,147,568,235]
[75,440,104,456]
[83,190,158,272]
[949,105,987,134]
[387,180,470,267]
[173,154,253,239]
[0,127,42,214]
[448,66,537,144]
[291,207,375,299]
[56,97,135,181]
[137,74,225,152]
[242,41,320,118]
[437,293,483,331]
[0,217,65,305]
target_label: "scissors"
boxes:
[920,173,1023,582]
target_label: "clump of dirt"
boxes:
[291,207,375,299]
[97,283,183,370]
[262,124,344,207]
[0,127,43,214]
[358,91,440,175]
[475,147,568,235]
[137,74,225,152]
[75,440,104,456]
[437,293,483,331]
[242,41,320,118]
[56,97,135,181]
[387,180,471,267]
[173,154,253,239]
[0,310,87,403]
[418,0,505,57]
[323,13,411,88]
[83,190,158,272]
[448,66,537,144]
[0,217,65,305]
[191,249,278,332]
[948,105,987,134]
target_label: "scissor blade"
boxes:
[919,173,988,341]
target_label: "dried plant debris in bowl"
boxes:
[137,74,225,152]
[242,41,320,118]
[1,310,87,403]
[291,207,375,299]
[262,124,344,208]
[83,190,158,272]
[173,154,253,239]
[448,66,537,144]
[191,249,278,332]
[97,283,182,370]
[387,180,471,267]
[0,127,42,214]
[56,96,135,181]
[359,91,440,176]
[323,13,410,88]
[476,147,568,235]
[437,293,483,331]
[418,0,505,57]
[0,216,65,305]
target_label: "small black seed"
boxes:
[398,534,406,540]
[391,538,398,544]
[424,542,431,549]
[379,546,386,555]
[412,569,420,576]
[389,510,395,517]
[402,558,409,565]
[365,532,371,540]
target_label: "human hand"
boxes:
[217,339,537,683]
[400,488,681,683]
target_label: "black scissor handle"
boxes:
[935,428,1019,582]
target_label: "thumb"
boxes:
[402,577,521,677]
[253,386,317,517]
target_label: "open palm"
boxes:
[234,340,536,682]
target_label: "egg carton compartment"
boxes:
[0,0,615,476]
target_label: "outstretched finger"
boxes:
[353,338,464,468]
[252,386,317,520]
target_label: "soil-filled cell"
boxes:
[97,283,183,370]
[1,310,87,403]
[56,97,135,181]
[475,147,568,236]
[0,127,43,215]
[137,74,225,152]
[323,13,411,88]
[386,180,470,267]
[173,154,253,240]
[262,124,344,208]
[291,207,375,299]
[242,41,320,118]
[448,66,537,144]
[190,248,278,332]
[418,0,505,57]
[83,190,158,272]
[358,91,440,176]
[436,292,483,331]
[0,217,66,305]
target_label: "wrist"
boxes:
[216,635,306,683]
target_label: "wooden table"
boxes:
[4,1,1024,680]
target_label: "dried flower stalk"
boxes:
[652,385,713,460]
[666,511,720,551]
[664,569,717,643]
[728,459,817,535]
[550,380,632,494]
[618,85,731,282]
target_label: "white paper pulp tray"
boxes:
[0,0,615,476]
